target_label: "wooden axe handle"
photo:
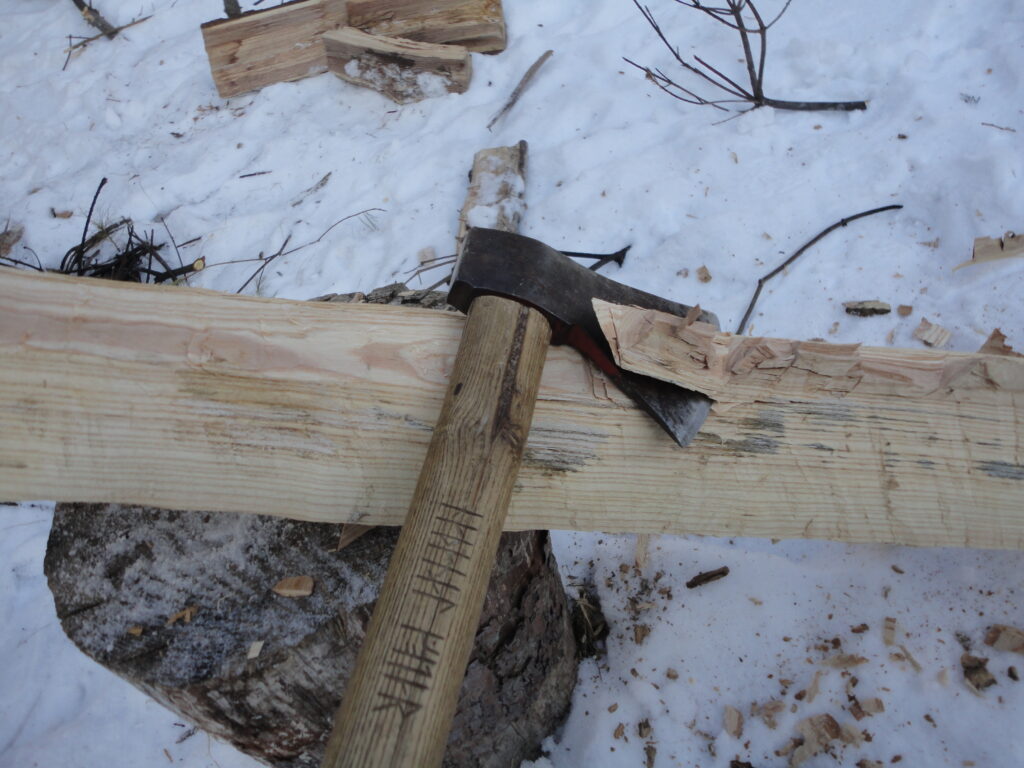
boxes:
[322,295,551,767]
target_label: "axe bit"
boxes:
[323,228,717,768]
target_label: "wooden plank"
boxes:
[201,0,348,98]
[347,0,506,53]
[2,268,1023,550]
[324,27,471,104]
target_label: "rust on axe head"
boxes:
[448,227,718,447]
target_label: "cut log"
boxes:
[3,269,1024,550]
[324,27,471,104]
[201,0,348,98]
[456,140,527,250]
[44,503,576,767]
[347,0,506,53]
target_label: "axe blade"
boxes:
[448,227,716,447]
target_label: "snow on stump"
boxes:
[44,504,576,767]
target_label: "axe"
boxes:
[322,227,717,767]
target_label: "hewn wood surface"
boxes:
[324,27,471,104]
[3,268,1023,550]
[324,296,551,767]
[201,0,348,98]
[45,505,576,768]
[347,0,506,53]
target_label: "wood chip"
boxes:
[899,643,923,672]
[856,760,884,768]
[824,653,868,669]
[638,718,652,739]
[335,523,375,551]
[978,329,1023,358]
[608,702,618,712]
[804,669,823,703]
[985,624,1024,654]
[613,722,625,739]
[1009,666,1019,681]
[51,209,74,219]
[851,623,869,634]
[644,743,657,768]
[913,317,951,348]
[850,696,885,720]
[633,624,651,645]
[754,699,785,730]
[0,224,24,257]
[697,265,712,283]
[897,304,913,317]
[961,653,997,692]
[166,605,198,626]
[686,566,729,589]
[883,616,899,646]
[954,231,1024,271]
[247,640,264,659]
[843,300,891,317]
[666,668,679,680]
[723,705,744,738]
[789,713,841,767]
[272,575,315,597]
[126,625,143,636]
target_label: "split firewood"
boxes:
[456,141,527,249]
[913,317,952,348]
[954,230,1024,271]
[985,624,1024,654]
[201,0,348,98]
[324,27,471,103]
[346,0,506,53]
[843,300,891,317]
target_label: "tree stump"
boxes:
[45,503,576,767]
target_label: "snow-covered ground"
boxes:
[2,0,1022,765]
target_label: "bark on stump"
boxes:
[44,503,576,767]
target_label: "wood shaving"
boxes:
[247,640,264,659]
[697,265,712,283]
[897,304,913,317]
[633,624,651,645]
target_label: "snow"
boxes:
[1,0,1022,766]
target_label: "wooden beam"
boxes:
[346,0,506,53]
[324,27,471,104]
[201,0,348,98]
[2,269,1023,550]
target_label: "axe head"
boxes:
[448,228,718,447]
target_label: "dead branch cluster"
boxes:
[627,0,867,114]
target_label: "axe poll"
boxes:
[322,228,717,767]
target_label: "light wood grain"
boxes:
[3,269,1024,550]
[324,27,471,104]
[347,0,506,53]
[455,141,526,250]
[201,0,348,98]
[323,296,550,767]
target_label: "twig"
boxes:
[487,50,554,131]
[735,204,903,334]
[981,122,1016,133]
[632,0,867,114]
[70,0,118,39]
[64,178,108,275]
[62,15,151,70]
[0,255,46,271]
[233,209,384,294]
[686,566,730,589]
